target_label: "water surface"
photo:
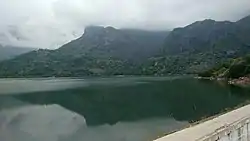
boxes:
[0,76,250,141]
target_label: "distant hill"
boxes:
[0,28,168,77]
[0,15,250,78]
[58,26,168,61]
[197,16,250,78]
[0,45,35,61]
[164,15,250,54]
[145,15,250,75]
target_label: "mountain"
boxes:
[145,15,250,74]
[58,26,168,61]
[0,15,250,78]
[0,45,35,61]
[0,27,168,77]
[164,16,250,54]
[197,16,250,78]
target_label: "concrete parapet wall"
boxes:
[154,105,250,141]
[202,117,250,141]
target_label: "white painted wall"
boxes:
[204,119,250,141]
[154,105,250,141]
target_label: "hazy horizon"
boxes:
[0,0,250,49]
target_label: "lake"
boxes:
[0,76,250,141]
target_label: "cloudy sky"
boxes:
[0,0,250,49]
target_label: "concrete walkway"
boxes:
[154,104,250,141]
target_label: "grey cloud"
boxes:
[0,0,250,48]
[52,0,250,29]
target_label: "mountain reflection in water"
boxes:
[0,77,250,141]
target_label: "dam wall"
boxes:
[155,104,250,141]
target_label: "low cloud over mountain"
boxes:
[0,0,249,48]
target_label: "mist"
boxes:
[0,0,250,48]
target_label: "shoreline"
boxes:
[196,76,250,87]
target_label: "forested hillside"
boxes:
[0,15,250,78]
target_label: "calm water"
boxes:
[0,76,250,141]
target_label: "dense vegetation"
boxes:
[143,15,250,76]
[0,28,168,77]
[198,54,250,78]
[0,49,141,77]
[0,15,250,78]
